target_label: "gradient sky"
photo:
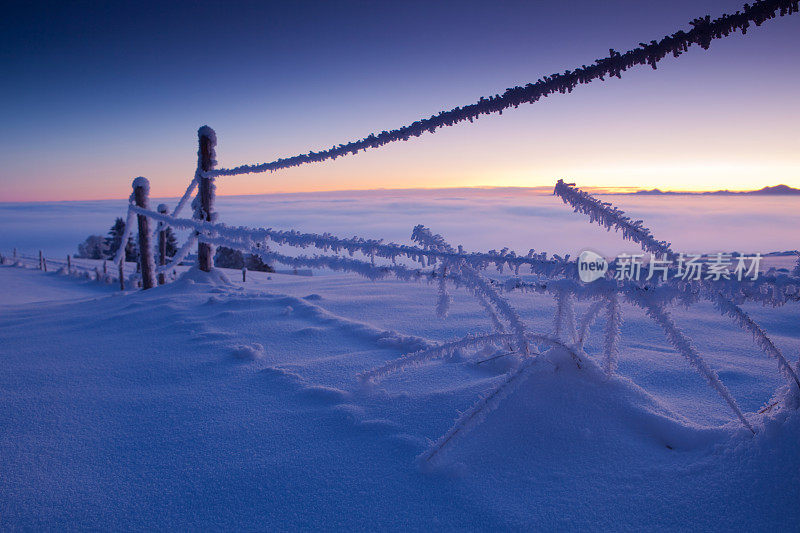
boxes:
[1,0,798,201]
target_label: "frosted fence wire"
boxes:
[196,0,798,179]
[128,204,571,276]
[126,204,800,307]
[553,180,673,257]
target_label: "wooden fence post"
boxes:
[196,126,217,272]
[67,255,71,274]
[132,177,156,290]
[242,267,247,283]
[103,260,107,275]
[157,203,168,285]
[39,250,43,270]
[13,248,17,262]
[119,260,125,291]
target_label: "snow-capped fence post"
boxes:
[103,260,107,275]
[195,126,217,272]
[132,177,156,290]
[118,260,125,291]
[157,203,168,285]
[38,250,43,270]
[242,267,247,283]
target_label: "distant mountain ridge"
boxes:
[630,184,800,196]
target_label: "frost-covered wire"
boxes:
[194,231,437,284]
[113,207,136,265]
[421,357,537,463]
[172,177,198,218]
[130,202,800,309]
[158,233,198,273]
[129,197,799,400]
[129,204,569,277]
[554,180,673,256]
[577,299,606,348]
[603,293,622,376]
[361,332,576,384]
[711,293,800,390]
[435,263,451,318]
[360,333,509,383]
[412,225,530,352]
[506,271,800,309]
[475,291,506,336]
[553,289,577,344]
[631,293,754,432]
[205,0,798,178]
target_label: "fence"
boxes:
[3,249,141,288]
[113,127,800,441]
[8,0,799,458]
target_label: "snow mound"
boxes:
[174,266,231,287]
[427,347,729,466]
[271,294,432,354]
[230,343,266,360]
[297,385,351,404]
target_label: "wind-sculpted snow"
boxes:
[5,265,796,528]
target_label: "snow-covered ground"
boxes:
[1,261,797,530]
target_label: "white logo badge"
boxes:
[578,250,608,282]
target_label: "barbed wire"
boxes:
[127,202,800,308]
[554,180,673,257]
[205,0,799,179]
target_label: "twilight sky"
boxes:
[1,0,798,201]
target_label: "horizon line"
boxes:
[1,183,797,204]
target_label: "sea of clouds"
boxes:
[1,188,798,260]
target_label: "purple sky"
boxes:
[1,0,798,201]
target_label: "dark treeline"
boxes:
[214,246,274,272]
[77,218,178,261]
